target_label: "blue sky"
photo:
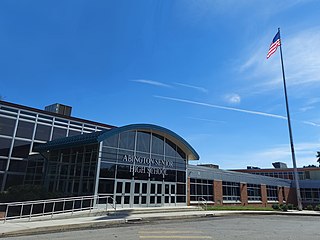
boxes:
[1,0,320,169]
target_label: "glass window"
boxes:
[134,168,149,180]
[38,114,53,121]
[100,162,116,178]
[11,140,31,158]
[176,159,186,170]
[35,124,52,141]
[5,174,24,189]
[116,164,132,179]
[267,185,278,201]
[20,111,36,117]
[0,117,16,136]
[16,121,35,139]
[0,137,12,156]
[8,160,27,172]
[177,196,186,203]
[164,170,176,182]
[52,127,67,140]
[103,134,119,148]
[125,182,130,193]
[151,133,164,155]
[101,148,118,163]
[222,181,240,202]
[142,183,147,193]
[68,129,81,137]
[177,171,186,183]
[119,131,135,150]
[176,146,186,160]
[0,159,8,171]
[136,131,151,153]
[0,106,18,113]
[247,184,261,201]
[0,174,3,188]
[176,183,186,195]
[165,139,176,157]
[98,179,114,194]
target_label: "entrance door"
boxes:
[114,180,177,208]
[115,180,131,208]
[164,183,176,206]
[149,181,163,207]
[133,181,148,207]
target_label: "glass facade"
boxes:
[98,130,188,207]
[43,144,99,195]
[189,178,214,202]
[248,171,306,180]
[301,188,320,204]
[247,183,261,202]
[222,181,240,202]
[266,185,278,202]
[0,101,111,191]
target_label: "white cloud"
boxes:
[224,93,241,104]
[186,117,226,124]
[154,95,320,127]
[131,79,172,88]
[204,142,319,169]
[155,95,287,119]
[238,27,320,95]
[174,82,208,93]
[299,106,314,113]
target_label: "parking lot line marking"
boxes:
[139,231,203,234]
[139,236,212,239]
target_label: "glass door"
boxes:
[115,180,131,208]
[149,181,163,207]
[133,181,148,207]
[164,183,176,206]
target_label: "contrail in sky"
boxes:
[154,95,320,127]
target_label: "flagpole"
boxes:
[278,28,302,211]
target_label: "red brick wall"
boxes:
[278,186,284,204]
[213,180,223,205]
[240,183,248,206]
[261,184,267,207]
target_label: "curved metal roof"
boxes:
[36,124,199,160]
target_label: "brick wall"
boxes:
[240,183,248,206]
[278,186,284,204]
[261,184,267,207]
[213,180,223,205]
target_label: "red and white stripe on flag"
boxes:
[267,39,281,59]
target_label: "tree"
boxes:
[317,151,320,167]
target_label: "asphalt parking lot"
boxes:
[4,215,319,240]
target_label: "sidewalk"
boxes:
[1,208,319,238]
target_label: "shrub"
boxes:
[281,204,288,212]
[272,204,279,210]
[314,205,320,211]
[287,203,294,210]
[305,205,313,211]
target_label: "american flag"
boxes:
[267,31,281,59]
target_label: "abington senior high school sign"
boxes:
[122,154,174,175]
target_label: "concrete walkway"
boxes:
[1,207,319,238]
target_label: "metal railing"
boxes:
[0,195,116,223]
[198,197,208,210]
